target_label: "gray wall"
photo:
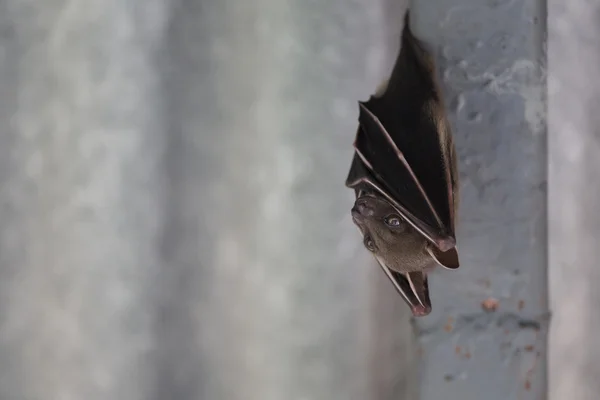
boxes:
[1,0,599,399]
[549,1,600,399]
[0,0,415,399]
[410,1,548,399]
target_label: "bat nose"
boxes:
[354,199,374,217]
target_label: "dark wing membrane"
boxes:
[345,150,379,198]
[379,263,431,316]
[346,145,450,249]
[361,15,455,236]
[355,105,439,230]
[346,151,406,209]
[346,151,394,201]
[345,146,369,190]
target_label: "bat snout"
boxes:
[353,198,375,217]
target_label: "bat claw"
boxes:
[411,304,432,317]
[436,237,456,252]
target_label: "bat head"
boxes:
[351,191,459,317]
[351,192,432,274]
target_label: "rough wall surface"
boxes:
[410,1,548,399]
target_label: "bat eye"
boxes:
[364,235,376,252]
[384,214,402,227]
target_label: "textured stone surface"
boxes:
[410,0,548,399]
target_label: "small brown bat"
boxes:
[346,11,460,317]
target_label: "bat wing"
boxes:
[378,260,431,317]
[348,12,458,253]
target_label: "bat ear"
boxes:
[427,246,460,270]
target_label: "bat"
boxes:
[346,11,460,317]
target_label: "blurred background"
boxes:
[0,0,594,399]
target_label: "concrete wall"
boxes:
[3,0,600,399]
[0,0,415,399]
[549,1,600,399]
[410,1,548,399]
